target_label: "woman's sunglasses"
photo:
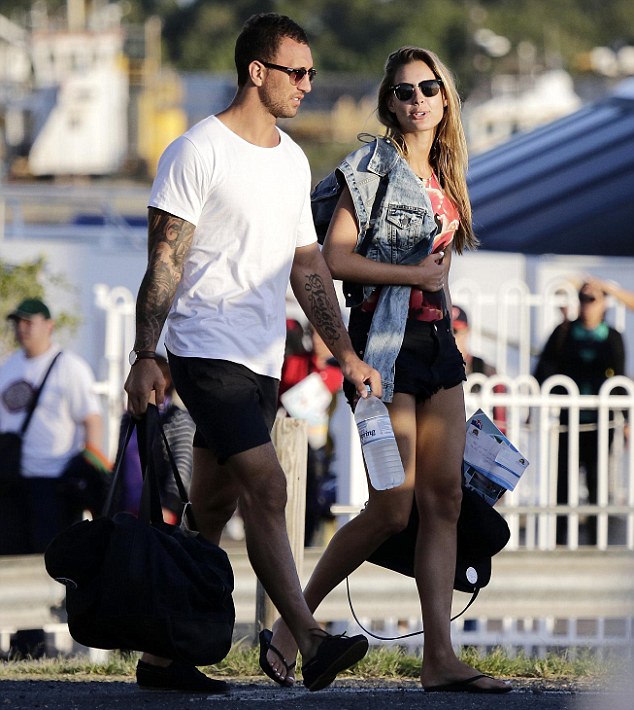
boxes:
[390,79,443,101]
[260,61,317,85]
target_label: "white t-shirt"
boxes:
[0,346,101,478]
[149,115,317,379]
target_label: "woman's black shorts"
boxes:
[343,310,466,406]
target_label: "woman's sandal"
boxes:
[424,674,513,694]
[258,629,296,687]
[301,629,369,692]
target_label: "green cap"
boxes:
[7,298,52,321]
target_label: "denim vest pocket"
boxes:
[385,204,429,256]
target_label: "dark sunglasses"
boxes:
[390,79,443,101]
[579,293,597,304]
[260,61,317,85]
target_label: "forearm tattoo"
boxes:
[303,273,342,348]
[135,209,195,349]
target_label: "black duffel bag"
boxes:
[45,405,235,666]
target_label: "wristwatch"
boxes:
[128,349,157,366]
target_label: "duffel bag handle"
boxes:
[102,405,197,529]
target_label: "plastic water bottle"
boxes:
[354,393,405,490]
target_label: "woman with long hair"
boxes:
[260,46,511,694]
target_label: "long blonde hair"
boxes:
[377,46,477,253]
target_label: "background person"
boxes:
[0,298,105,555]
[452,304,506,432]
[124,12,380,694]
[534,281,628,545]
[267,46,511,693]
[586,276,634,311]
[116,354,195,525]
[279,323,344,546]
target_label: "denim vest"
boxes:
[312,138,438,401]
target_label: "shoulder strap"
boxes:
[157,420,199,531]
[20,350,62,436]
[345,575,479,640]
[355,172,390,258]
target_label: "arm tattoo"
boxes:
[134,209,195,349]
[303,273,342,348]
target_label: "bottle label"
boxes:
[357,414,394,445]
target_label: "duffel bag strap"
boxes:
[157,420,199,532]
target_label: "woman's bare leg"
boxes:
[267,393,419,682]
[413,385,509,691]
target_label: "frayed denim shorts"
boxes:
[344,311,466,407]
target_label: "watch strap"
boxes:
[135,350,157,359]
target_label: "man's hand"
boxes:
[339,353,382,400]
[124,359,166,416]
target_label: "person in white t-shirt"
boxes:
[124,12,381,695]
[0,298,105,554]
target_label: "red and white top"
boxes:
[363,172,460,321]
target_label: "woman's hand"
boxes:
[414,251,445,291]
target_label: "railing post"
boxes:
[255,416,308,635]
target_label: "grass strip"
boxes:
[0,642,619,683]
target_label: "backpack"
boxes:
[310,170,389,307]
[311,170,346,245]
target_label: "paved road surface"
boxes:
[1,679,629,710]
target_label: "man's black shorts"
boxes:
[167,353,279,464]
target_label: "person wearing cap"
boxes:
[0,298,105,555]
[534,281,627,545]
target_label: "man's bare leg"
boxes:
[197,441,326,661]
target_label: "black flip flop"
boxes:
[301,632,369,692]
[424,674,512,693]
[258,629,296,687]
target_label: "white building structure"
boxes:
[1,2,128,177]
[464,69,582,155]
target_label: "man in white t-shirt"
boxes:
[125,12,381,695]
[0,298,105,554]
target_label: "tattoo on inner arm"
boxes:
[304,273,342,346]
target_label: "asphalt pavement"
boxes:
[1,678,630,710]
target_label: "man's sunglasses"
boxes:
[390,79,443,101]
[261,61,317,85]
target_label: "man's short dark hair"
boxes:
[235,13,309,87]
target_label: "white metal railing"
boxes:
[93,283,634,552]
[464,374,634,551]
[452,277,629,377]
[93,283,136,459]
[347,614,634,657]
[331,372,634,553]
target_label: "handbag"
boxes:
[367,487,510,594]
[0,351,62,493]
[57,444,111,516]
[44,405,235,666]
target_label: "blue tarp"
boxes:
[467,79,634,256]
